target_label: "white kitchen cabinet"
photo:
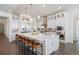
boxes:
[46,36,59,54]
[47,12,65,28]
[47,15,56,28]
[47,12,66,43]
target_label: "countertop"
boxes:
[17,32,58,41]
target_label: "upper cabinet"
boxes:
[11,14,20,32]
[37,17,46,28]
[47,15,56,28]
[56,12,65,27]
[47,12,65,29]
[20,14,33,33]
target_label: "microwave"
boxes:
[57,26,63,30]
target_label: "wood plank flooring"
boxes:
[52,41,79,55]
[0,34,36,55]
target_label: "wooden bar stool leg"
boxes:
[22,42,26,54]
[32,47,34,54]
[34,46,43,55]
[35,48,37,52]
[41,46,43,55]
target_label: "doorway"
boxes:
[0,23,4,35]
[73,16,79,41]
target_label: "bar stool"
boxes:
[15,34,19,45]
[22,38,33,54]
[20,36,27,53]
[25,39,43,55]
[25,38,34,48]
[16,34,19,39]
[21,37,26,44]
[21,37,26,48]
[31,41,43,55]
[17,35,23,47]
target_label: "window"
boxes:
[51,16,53,20]
[61,14,64,17]
[54,16,56,19]
[57,14,60,18]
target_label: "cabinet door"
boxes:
[47,16,50,28]
[56,13,65,27]
[47,16,56,28]
[45,35,59,54]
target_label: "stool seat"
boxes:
[18,35,23,41]
[21,37,26,42]
[25,39,34,46]
[31,41,43,55]
[32,42,42,48]
[25,39,42,48]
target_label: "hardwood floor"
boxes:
[0,34,79,55]
[53,41,79,55]
[0,34,36,55]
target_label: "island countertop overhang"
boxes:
[17,33,59,41]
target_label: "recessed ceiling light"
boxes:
[37,16,40,19]
[30,19,32,21]
[8,9,12,13]
[58,6,63,10]
[42,4,46,7]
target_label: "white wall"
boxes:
[67,8,79,41]
[64,11,73,43]
[0,11,10,17]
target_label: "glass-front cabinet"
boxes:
[20,14,32,33]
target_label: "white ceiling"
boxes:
[0,4,79,16]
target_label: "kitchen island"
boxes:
[17,32,59,55]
